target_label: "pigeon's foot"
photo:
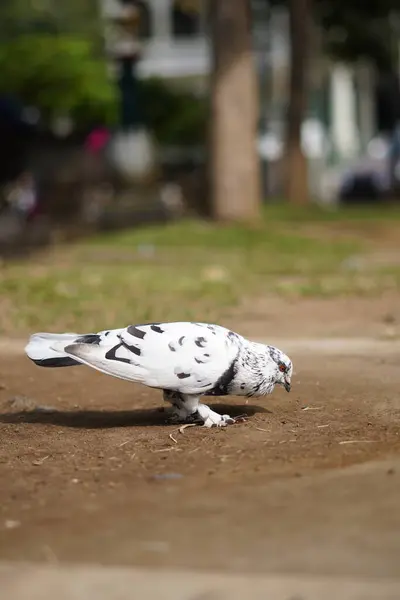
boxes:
[196,403,238,428]
[162,391,247,428]
[203,413,235,428]
[165,404,238,428]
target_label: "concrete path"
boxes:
[1,562,400,600]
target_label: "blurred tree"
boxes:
[208,0,261,221]
[0,0,117,129]
[0,34,118,128]
[285,0,312,206]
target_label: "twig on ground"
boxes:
[179,423,197,434]
[32,455,49,466]
[118,440,131,448]
[152,447,182,453]
[339,440,375,445]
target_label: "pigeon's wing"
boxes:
[58,322,240,395]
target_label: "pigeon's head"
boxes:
[267,346,293,392]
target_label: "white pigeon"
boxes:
[24,322,293,428]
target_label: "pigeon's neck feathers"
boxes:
[229,338,278,397]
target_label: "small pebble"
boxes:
[152,473,183,481]
[5,520,20,530]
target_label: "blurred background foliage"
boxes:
[0,0,207,144]
[0,38,206,144]
[0,33,207,143]
[0,34,118,127]
[138,78,207,146]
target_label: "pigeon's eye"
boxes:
[278,362,286,373]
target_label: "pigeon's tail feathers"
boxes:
[25,333,82,367]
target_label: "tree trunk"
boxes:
[285,0,311,205]
[208,0,261,221]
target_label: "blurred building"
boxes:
[100,1,289,81]
[101,0,208,79]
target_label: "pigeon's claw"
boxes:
[232,414,248,423]
[197,405,238,428]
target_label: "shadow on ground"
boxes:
[0,403,270,429]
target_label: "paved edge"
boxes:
[1,563,400,600]
[1,337,400,357]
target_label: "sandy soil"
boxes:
[1,335,400,581]
[230,291,400,339]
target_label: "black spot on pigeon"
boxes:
[119,337,141,357]
[208,358,237,396]
[129,345,141,356]
[240,383,245,390]
[176,372,191,379]
[77,334,101,345]
[252,381,263,394]
[168,342,176,352]
[204,353,210,357]
[151,324,164,334]
[105,331,110,337]
[105,343,132,364]
[127,325,146,339]
[195,357,205,364]
[178,336,185,346]
[195,337,207,348]
[32,357,80,368]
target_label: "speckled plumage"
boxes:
[25,322,293,428]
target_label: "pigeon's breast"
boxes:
[206,357,238,396]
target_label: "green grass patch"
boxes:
[1,206,399,335]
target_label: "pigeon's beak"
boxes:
[284,378,291,393]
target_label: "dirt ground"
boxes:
[231,291,400,340]
[1,302,400,584]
